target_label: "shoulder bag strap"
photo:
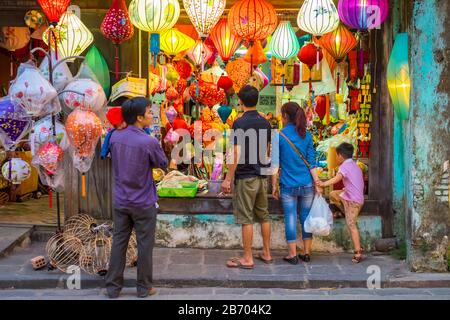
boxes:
[279,131,311,170]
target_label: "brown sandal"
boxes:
[352,249,364,263]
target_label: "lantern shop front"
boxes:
[0,0,411,253]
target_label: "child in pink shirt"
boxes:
[318,143,365,263]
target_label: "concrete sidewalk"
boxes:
[0,241,450,290]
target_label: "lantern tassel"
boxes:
[10,54,13,78]
[336,71,340,94]
[316,49,320,71]
[150,33,160,68]
[115,45,119,81]
[8,159,12,182]
[81,173,86,198]
[282,74,285,93]
[48,188,52,209]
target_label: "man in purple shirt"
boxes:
[105,97,168,299]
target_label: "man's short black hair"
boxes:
[336,142,354,159]
[121,97,150,125]
[238,85,259,107]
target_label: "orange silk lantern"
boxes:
[66,109,102,159]
[243,39,268,66]
[317,24,357,63]
[209,18,242,62]
[173,59,193,79]
[176,24,199,40]
[228,0,277,41]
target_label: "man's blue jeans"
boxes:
[280,184,315,243]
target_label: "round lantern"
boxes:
[338,0,389,31]
[129,0,180,65]
[63,79,107,112]
[297,0,340,37]
[65,109,102,160]
[269,21,300,62]
[2,158,31,185]
[225,58,252,92]
[217,75,233,92]
[228,0,277,41]
[37,0,70,24]
[101,0,135,80]
[183,0,225,39]
[210,19,242,62]
[0,97,32,151]
[160,28,195,57]
[166,86,180,102]
[298,43,323,70]
[187,40,212,68]
[189,81,226,108]
[36,141,64,175]
[317,23,358,63]
[43,11,94,61]
[175,78,187,95]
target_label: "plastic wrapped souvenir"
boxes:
[39,51,73,91]
[0,97,32,150]
[63,79,107,112]
[30,116,69,157]
[9,62,58,117]
[36,141,64,175]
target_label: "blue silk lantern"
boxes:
[387,33,410,120]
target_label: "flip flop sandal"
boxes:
[226,257,254,269]
[283,256,299,265]
[255,253,274,264]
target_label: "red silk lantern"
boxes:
[315,95,327,121]
[175,78,187,95]
[210,18,242,62]
[217,75,233,91]
[204,37,218,65]
[37,0,70,24]
[173,59,193,79]
[228,0,277,42]
[166,86,180,102]
[317,24,357,63]
[298,43,323,70]
[101,0,134,80]
[189,81,226,108]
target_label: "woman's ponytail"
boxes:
[281,102,307,138]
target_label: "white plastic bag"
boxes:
[304,195,333,237]
[39,51,73,91]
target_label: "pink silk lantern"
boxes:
[37,141,64,175]
[101,0,135,80]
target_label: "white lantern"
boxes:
[183,0,226,38]
[270,21,300,61]
[187,39,212,67]
[30,116,69,157]
[297,0,340,37]
[2,158,31,185]
[43,11,94,61]
[63,79,107,112]
[9,62,58,117]
[39,51,73,91]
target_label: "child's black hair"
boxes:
[336,142,354,159]
[238,85,259,107]
[121,97,150,125]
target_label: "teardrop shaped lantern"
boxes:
[338,0,389,31]
[187,39,212,70]
[270,21,300,62]
[183,0,226,39]
[37,0,71,24]
[210,18,242,63]
[101,0,135,80]
[160,28,195,57]
[43,11,94,61]
[297,0,340,37]
[129,0,180,66]
[317,23,357,63]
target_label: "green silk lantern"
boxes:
[85,45,111,98]
[387,33,410,120]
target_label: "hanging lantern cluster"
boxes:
[338,0,389,31]
[183,0,226,39]
[43,10,94,61]
[297,0,340,37]
[160,28,195,57]
[209,19,242,63]
[269,21,299,62]
[129,0,180,66]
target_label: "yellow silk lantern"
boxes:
[160,28,195,57]
[43,11,93,61]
